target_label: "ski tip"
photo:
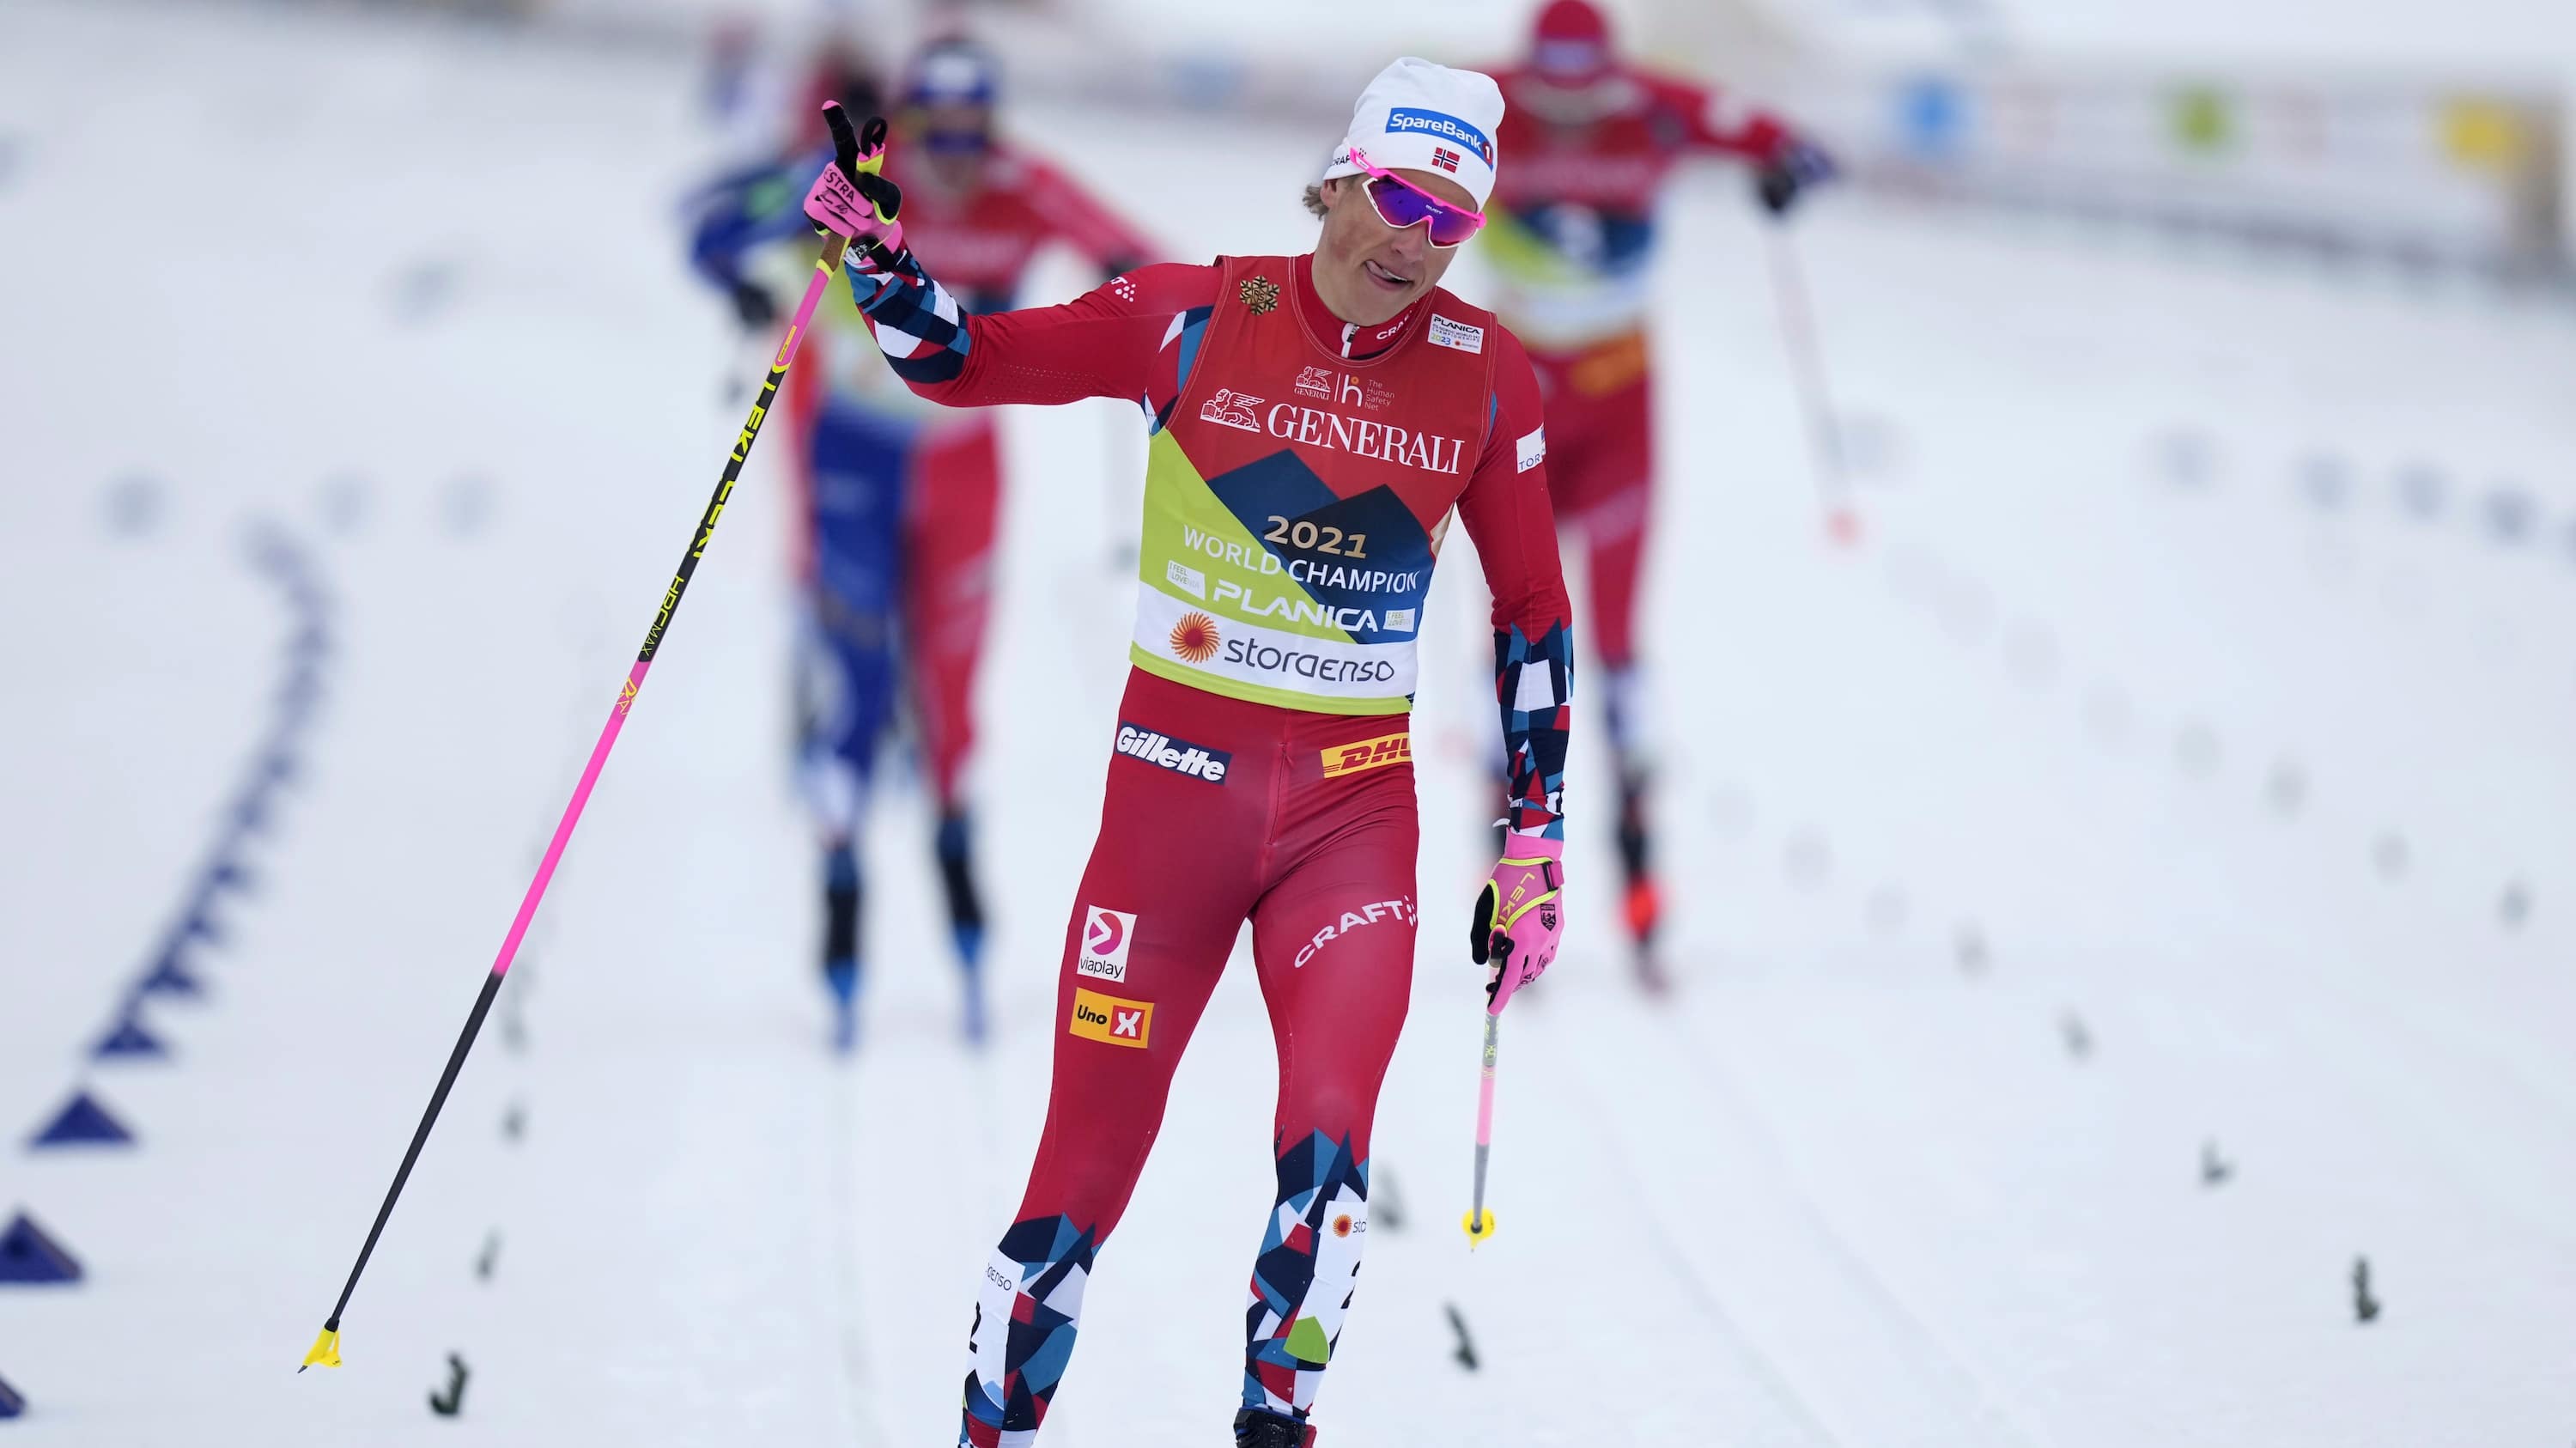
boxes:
[300,1326,343,1371]
[1460,1208,1498,1246]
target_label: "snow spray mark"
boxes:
[319,472,371,536]
[1865,885,1910,934]
[1955,923,1990,975]
[2498,879,2532,930]
[427,1353,470,1415]
[2081,683,2135,745]
[102,472,166,538]
[2481,485,2535,545]
[440,474,495,538]
[1836,411,1908,481]
[1371,1168,1406,1232]
[2152,428,2219,491]
[1443,1303,1479,1371]
[1939,576,1996,644]
[2265,759,2309,817]
[2199,1141,2233,1188]
[2394,463,2447,522]
[2372,831,2410,881]
[389,256,461,325]
[2172,720,2222,777]
[1782,830,1832,891]
[2002,621,2059,687]
[2296,453,2351,512]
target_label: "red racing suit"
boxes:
[845,247,1572,1444]
[1483,64,1795,674]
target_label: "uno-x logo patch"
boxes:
[1068,987,1153,1048]
[1322,731,1412,778]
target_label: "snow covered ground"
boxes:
[3,3,2573,1444]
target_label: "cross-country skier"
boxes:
[1480,0,1829,988]
[801,56,1573,1447]
[687,39,1157,1050]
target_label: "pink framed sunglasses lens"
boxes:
[1347,148,1484,247]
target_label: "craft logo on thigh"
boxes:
[1078,906,1136,983]
[1321,731,1412,778]
[1293,896,1419,969]
[1068,987,1153,1048]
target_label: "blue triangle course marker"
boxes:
[181,907,222,946]
[138,947,204,997]
[29,1092,132,1148]
[0,1212,82,1284]
[0,1370,25,1417]
[93,1014,167,1061]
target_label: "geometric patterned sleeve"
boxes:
[1455,325,1572,841]
[844,254,1218,410]
[1492,623,1573,840]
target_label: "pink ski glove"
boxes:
[1471,833,1564,1014]
[804,103,905,266]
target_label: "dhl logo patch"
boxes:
[1068,987,1153,1049]
[1322,731,1413,779]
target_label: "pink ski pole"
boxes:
[1461,1010,1502,1246]
[300,228,857,1372]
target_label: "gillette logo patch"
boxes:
[1115,721,1231,784]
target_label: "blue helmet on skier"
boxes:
[902,38,1000,155]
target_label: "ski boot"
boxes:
[823,958,860,1053]
[1615,769,1670,996]
[1233,1407,1317,1447]
[937,812,990,1046]
[823,844,862,1053]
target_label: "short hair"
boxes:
[1302,182,1330,219]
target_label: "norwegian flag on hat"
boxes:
[1431,145,1461,173]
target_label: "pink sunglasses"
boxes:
[1345,146,1485,248]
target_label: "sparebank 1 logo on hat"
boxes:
[1386,107,1494,168]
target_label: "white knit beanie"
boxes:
[1321,58,1507,208]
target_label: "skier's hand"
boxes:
[1757,138,1834,216]
[1470,833,1563,1014]
[804,103,905,266]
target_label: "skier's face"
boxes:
[1312,171,1471,327]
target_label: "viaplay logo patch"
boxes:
[1386,107,1494,167]
[1078,905,1136,983]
